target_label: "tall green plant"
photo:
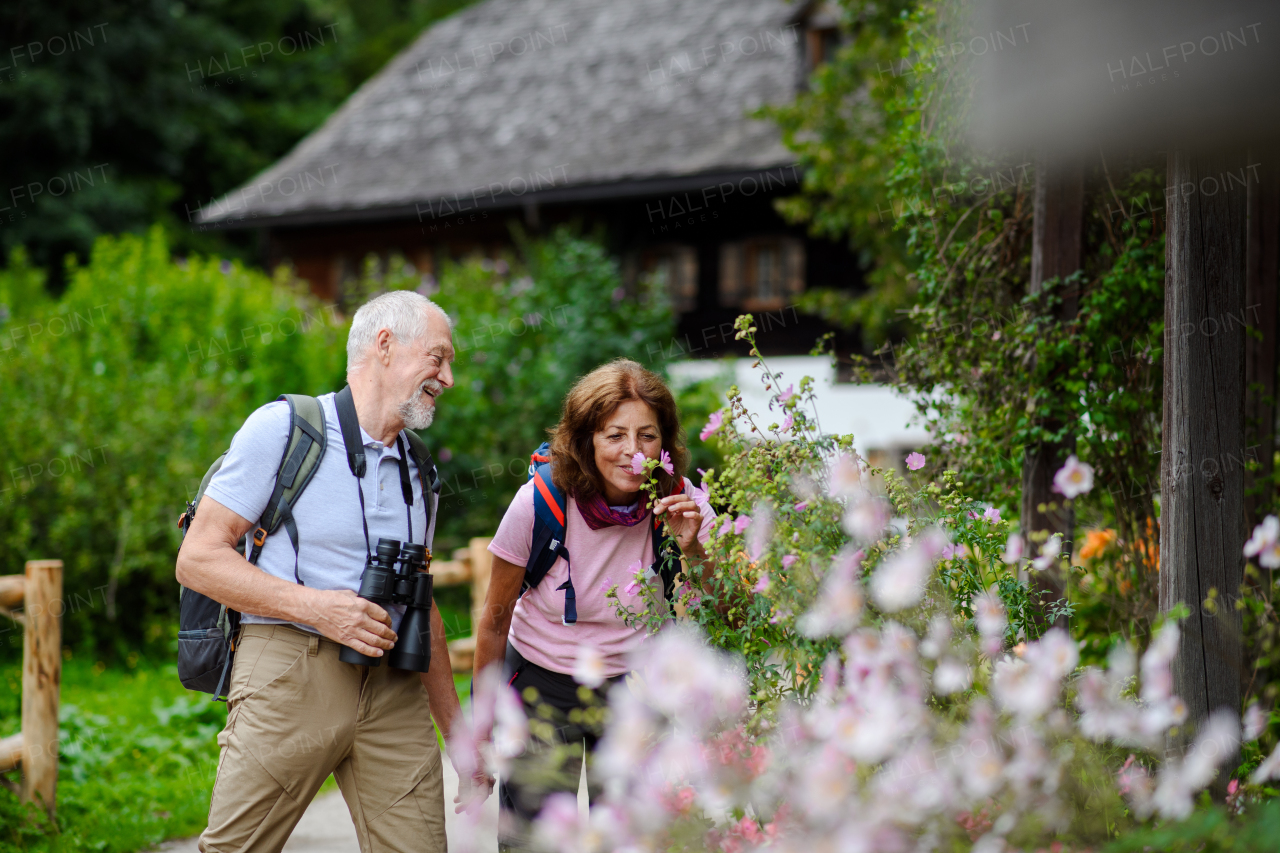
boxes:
[0,228,348,657]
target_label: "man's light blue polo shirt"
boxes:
[205,392,437,633]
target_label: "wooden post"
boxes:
[21,560,62,819]
[1021,158,1084,627]
[1245,156,1279,529]
[1161,151,1248,745]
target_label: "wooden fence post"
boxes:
[1161,150,1247,761]
[21,560,62,820]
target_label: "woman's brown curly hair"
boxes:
[548,359,689,501]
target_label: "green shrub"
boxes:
[0,228,348,659]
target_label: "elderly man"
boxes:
[178,290,479,853]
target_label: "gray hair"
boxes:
[346,290,451,372]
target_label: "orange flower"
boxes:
[1079,528,1117,560]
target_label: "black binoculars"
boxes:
[338,537,434,672]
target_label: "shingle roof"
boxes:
[198,0,804,228]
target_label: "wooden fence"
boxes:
[0,560,63,820]
[433,537,492,672]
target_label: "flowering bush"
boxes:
[449,316,1275,852]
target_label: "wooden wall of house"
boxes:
[263,187,866,359]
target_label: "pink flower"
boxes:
[782,554,797,568]
[794,501,809,512]
[1053,455,1094,499]
[600,576,614,593]
[659,449,674,476]
[754,573,771,593]
[1031,534,1062,571]
[717,517,732,536]
[734,514,751,535]
[983,506,1001,523]
[1002,533,1024,564]
[624,580,640,595]
[630,452,646,475]
[906,452,926,471]
[690,481,711,508]
[781,413,794,432]
[700,410,724,440]
[778,384,795,404]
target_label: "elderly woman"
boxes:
[472,358,716,847]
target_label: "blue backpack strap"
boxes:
[528,441,552,480]
[526,461,577,624]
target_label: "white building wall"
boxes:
[669,355,931,467]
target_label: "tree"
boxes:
[0,0,475,283]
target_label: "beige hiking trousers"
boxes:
[198,624,446,853]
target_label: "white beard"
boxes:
[399,385,438,430]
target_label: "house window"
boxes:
[641,245,698,313]
[806,27,841,71]
[719,237,805,310]
[803,4,843,73]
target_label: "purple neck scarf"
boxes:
[577,493,650,530]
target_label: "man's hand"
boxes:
[304,589,396,656]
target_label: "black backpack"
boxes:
[177,389,437,700]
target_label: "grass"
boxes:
[0,652,473,852]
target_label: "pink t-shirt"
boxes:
[488,476,715,677]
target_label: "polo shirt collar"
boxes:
[358,425,403,457]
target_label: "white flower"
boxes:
[974,587,1007,656]
[1140,623,1179,704]
[1053,455,1094,499]
[920,615,953,659]
[1025,627,1079,680]
[992,656,1060,720]
[844,494,891,541]
[933,658,972,695]
[747,502,774,562]
[801,744,856,818]
[574,644,606,688]
[829,452,870,499]
[870,528,947,612]
[799,548,865,638]
[1244,703,1268,742]
[1152,710,1240,820]
[1252,740,1280,784]
[630,625,746,734]
[1244,515,1280,568]
[1002,532,1024,564]
[1031,534,1062,571]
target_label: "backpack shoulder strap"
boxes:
[528,441,552,481]
[248,394,327,575]
[402,430,440,496]
[525,461,568,591]
[401,429,440,557]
